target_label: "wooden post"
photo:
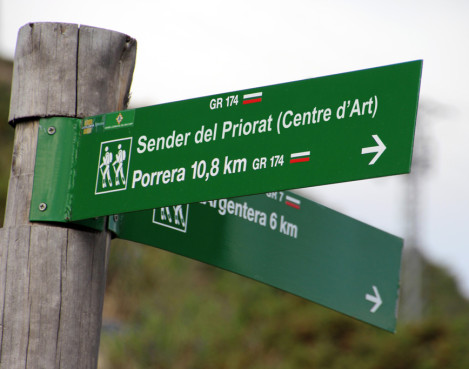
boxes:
[0,23,136,368]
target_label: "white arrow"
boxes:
[361,134,386,165]
[365,285,382,313]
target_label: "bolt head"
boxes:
[47,126,56,135]
[39,203,47,211]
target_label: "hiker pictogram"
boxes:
[96,138,132,194]
[153,204,189,233]
[113,144,127,186]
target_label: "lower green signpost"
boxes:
[109,190,403,332]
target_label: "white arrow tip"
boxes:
[361,134,386,165]
[365,285,383,313]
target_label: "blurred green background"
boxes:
[1,57,468,369]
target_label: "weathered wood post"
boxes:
[0,23,136,368]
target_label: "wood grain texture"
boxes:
[3,121,38,228]
[1,23,136,368]
[8,23,78,123]
[77,26,137,117]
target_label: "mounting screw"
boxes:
[47,126,56,135]
[113,215,119,222]
[39,203,47,211]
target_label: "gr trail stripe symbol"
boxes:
[290,151,310,164]
[285,195,301,209]
[95,137,132,195]
[243,92,262,104]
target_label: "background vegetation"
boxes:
[1,57,468,369]
[99,240,469,369]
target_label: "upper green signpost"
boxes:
[30,60,422,222]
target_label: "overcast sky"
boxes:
[1,0,468,297]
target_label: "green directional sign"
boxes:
[30,60,422,222]
[108,191,403,332]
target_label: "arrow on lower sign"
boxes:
[366,285,383,313]
[362,134,386,165]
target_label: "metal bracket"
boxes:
[30,117,105,231]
